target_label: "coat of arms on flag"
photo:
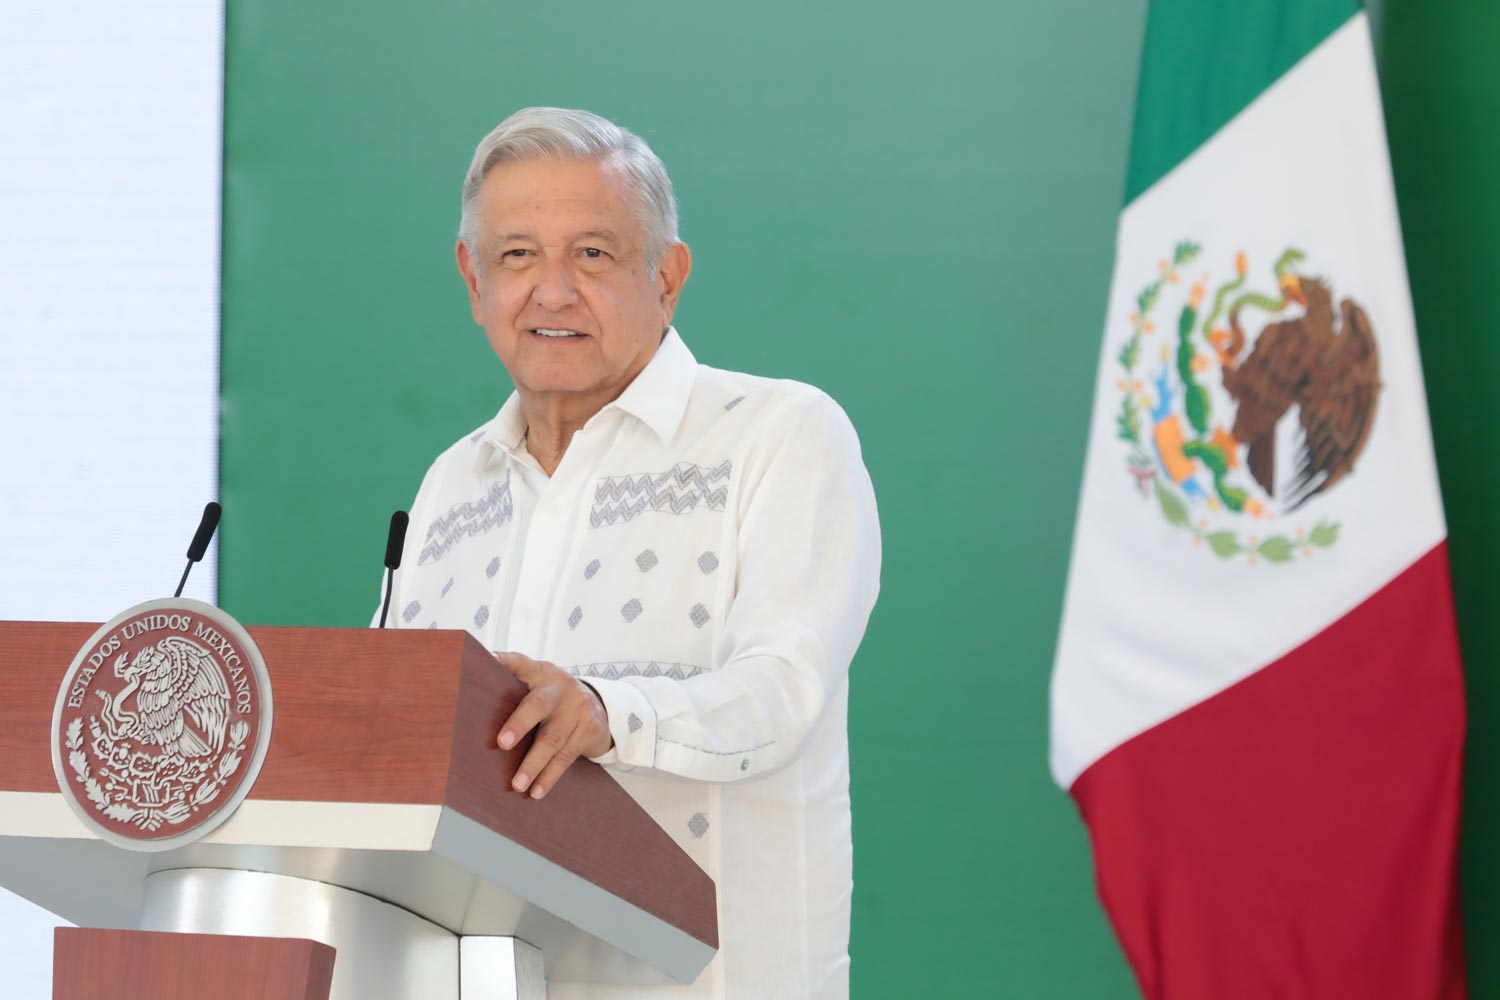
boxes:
[1115,242,1380,564]
[1050,3,1467,997]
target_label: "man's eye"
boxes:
[580,248,604,259]
[503,249,528,258]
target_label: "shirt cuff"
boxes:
[577,677,656,769]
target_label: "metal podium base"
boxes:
[137,868,545,1000]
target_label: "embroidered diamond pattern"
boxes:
[474,605,490,628]
[621,599,643,623]
[628,713,643,733]
[689,603,710,628]
[402,601,421,624]
[698,551,719,574]
[688,813,709,839]
[569,661,705,680]
[590,461,732,528]
[725,395,745,411]
[440,577,454,597]
[419,473,513,564]
[636,549,658,572]
[568,606,583,630]
[584,559,601,579]
[485,556,501,579]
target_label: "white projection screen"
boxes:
[0,3,224,995]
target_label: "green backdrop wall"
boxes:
[1369,0,1500,990]
[217,0,1497,995]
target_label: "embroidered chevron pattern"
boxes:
[419,473,513,564]
[590,461,731,528]
[567,661,706,681]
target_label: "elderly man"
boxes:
[383,107,880,999]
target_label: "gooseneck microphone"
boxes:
[174,501,222,598]
[378,510,410,629]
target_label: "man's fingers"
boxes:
[497,688,553,751]
[527,735,582,800]
[513,716,577,795]
[493,650,541,687]
[490,654,605,800]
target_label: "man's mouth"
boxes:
[531,328,585,339]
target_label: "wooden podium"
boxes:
[0,621,718,999]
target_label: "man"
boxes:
[383,107,880,999]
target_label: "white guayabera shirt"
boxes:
[381,329,881,999]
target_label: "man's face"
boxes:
[457,158,690,413]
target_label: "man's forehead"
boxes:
[481,159,624,204]
[477,160,640,241]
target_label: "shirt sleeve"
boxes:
[581,391,881,782]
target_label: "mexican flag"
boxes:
[1050,2,1468,997]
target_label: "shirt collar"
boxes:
[607,326,697,444]
[480,327,698,469]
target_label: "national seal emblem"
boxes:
[50,598,273,851]
[1115,242,1381,564]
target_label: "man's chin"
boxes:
[509,368,613,401]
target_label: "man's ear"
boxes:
[456,239,483,323]
[656,242,692,327]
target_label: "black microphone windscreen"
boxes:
[186,501,222,562]
[385,510,410,570]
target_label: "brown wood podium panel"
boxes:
[0,623,466,803]
[53,927,335,1000]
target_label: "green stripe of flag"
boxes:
[1124,0,1361,205]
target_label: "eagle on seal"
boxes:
[1212,272,1381,512]
[96,636,231,758]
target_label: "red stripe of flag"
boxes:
[1072,542,1466,999]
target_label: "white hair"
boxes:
[458,107,680,271]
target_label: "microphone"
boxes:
[174,501,222,598]
[378,510,409,629]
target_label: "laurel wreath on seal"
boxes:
[66,716,248,833]
[1115,241,1342,565]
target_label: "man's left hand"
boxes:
[493,651,613,799]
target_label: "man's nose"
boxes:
[531,257,580,311]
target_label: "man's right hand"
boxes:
[492,650,613,801]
